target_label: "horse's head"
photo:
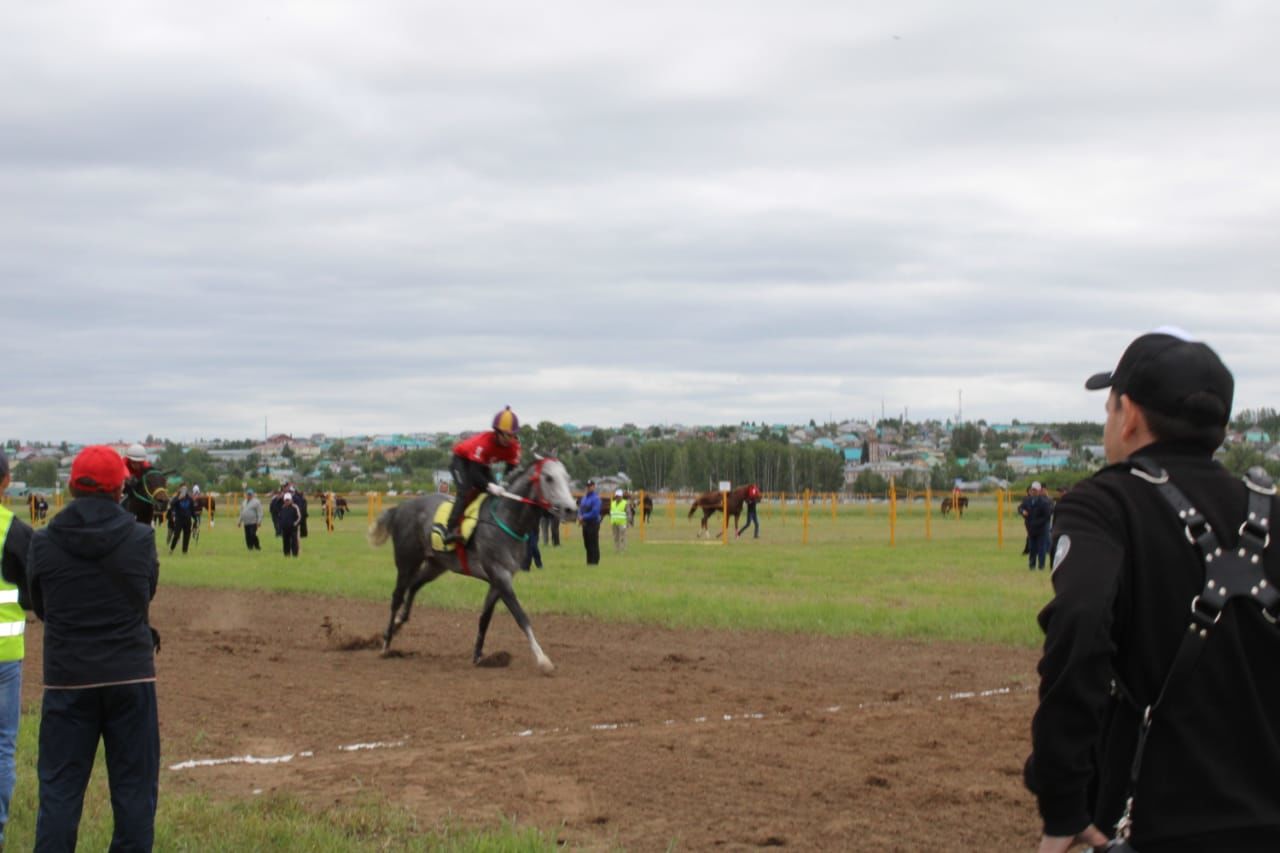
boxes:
[513,457,578,522]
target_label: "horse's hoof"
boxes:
[537,659,556,676]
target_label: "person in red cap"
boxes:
[440,407,522,545]
[27,445,160,849]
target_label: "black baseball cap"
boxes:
[586,479,595,486]
[1086,327,1233,426]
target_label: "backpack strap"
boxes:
[1109,458,1275,841]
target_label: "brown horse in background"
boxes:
[940,495,969,517]
[688,485,756,537]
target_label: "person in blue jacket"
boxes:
[577,479,602,565]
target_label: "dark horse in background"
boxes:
[940,495,970,517]
[122,469,171,527]
[193,493,216,521]
[688,484,757,537]
[641,494,653,523]
[367,457,579,674]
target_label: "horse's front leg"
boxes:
[473,585,501,664]
[493,573,554,675]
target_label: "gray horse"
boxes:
[367,456,578,674]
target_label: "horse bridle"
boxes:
[499,458,555,510]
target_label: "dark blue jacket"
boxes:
[28,495,158,687]
[168,494,195,524]
[578,490,601,523]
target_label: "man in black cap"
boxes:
[577,480,602,566]
[1025,327,1279,852]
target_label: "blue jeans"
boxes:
[0,659,21,843]
[36,682,160,852]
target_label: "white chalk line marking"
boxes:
[168,684,1029,773]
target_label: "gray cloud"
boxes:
[3,1,1278,442]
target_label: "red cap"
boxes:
[70,445,128,493]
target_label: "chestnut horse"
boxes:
[940,495,969,517]
[688,484,756,537]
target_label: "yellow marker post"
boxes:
[889,479,897,547]
[997,488,1004,548]
[780,492,786,527]
[802,488,811,544]
[925,486,933,541]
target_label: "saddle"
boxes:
[429,494,488,550]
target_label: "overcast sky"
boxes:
[4,1,1278,444]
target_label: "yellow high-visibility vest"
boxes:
[610,499,628,526]
[0,506,25,662]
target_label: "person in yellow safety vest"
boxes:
[0,448,34,848]
[610,489,629,554]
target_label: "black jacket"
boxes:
[28,494,158,687]
[1025,442,1280,847]
[1,511,32,610]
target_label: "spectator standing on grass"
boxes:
[540,511,560,547]
[1025,328,1280,852]
[269,488,284,536]
[238,488,263,551]
[28,445,160,851]
[610,489,628,554]
[578,480,601,565]
[522,527,543,571]
[166,485,195,554]
[1019,481,1053,570]
[279,491,301,558]
[0,449,33,850]
[736,484,762,539]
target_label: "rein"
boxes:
[485,458,555,541]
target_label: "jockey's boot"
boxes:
[441,527,463,545]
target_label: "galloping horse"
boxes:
[688,484,757,537]
[122,469,171,526]
[940,495,970,517]
[368,456,578,674]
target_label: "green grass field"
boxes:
[5,494,1053,850]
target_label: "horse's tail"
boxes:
[367,506,396,547]
[688,501,698,518]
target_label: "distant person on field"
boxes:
[578,480,601,565]
[166,485,195,554]
[238,488,263,551]
[268,488,285,536]
[279,492,301,557]
[0,449,33,849]
[1019,481,1053,570]
[736,484,762,539]
[610,489,628,553]
[28,445,160,851]
[540,511,560,547]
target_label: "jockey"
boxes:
[441,407,522,544]
[121,443,153,508]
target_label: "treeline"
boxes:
[555,439,845,493]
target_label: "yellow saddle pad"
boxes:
[430,494,487,550]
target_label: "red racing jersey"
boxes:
[452,431,521,467]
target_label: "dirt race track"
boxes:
[24,586,1046,851]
